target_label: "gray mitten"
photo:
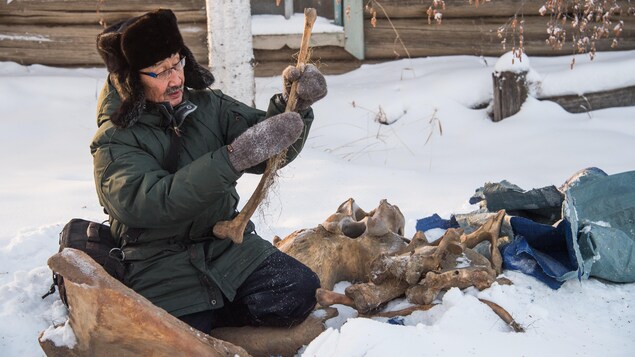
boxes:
[227,112,303,172]
[282,64,328,111]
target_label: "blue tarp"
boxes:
[502,217,578,288]
[501,169,635,288]
[416,214,459,232]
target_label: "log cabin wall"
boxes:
[363,0,635,60]
[0,1,208,68]
[1,0,634,76]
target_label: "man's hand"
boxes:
[227,112,303,172]
[282,64,327,111]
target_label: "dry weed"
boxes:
[540,0,630,67]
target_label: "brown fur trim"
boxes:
[180,46,215,90]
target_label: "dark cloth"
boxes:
[470,180,564,225]
[178,250,320,333]
[502,217,577,289]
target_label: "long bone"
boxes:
[213,8,318,244]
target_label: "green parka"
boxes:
[90,80,314,317]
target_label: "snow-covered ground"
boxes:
[1,49,634,356]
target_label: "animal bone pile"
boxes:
[275,198,523,331]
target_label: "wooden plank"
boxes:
[255,45,358,61]
[0,0,204,12]
[0,10,206,25]
[0,23,208,66]
[253,32,345,50]
[344,0,364,60]
[364,0,544,19]
[364,15,635,59]
[254,44,364,74]
[253,59,365,76]
[538,85,635,113]
[363,0,632,19]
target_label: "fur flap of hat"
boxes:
[95,9,215,128]
[108,71,146,128]
[180,46,215,90]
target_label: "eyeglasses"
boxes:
[140,56,186,80]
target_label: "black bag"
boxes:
[42,218,125,306]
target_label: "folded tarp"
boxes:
[565,170,635,283]
[502,169,635,287]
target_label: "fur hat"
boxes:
[96,9,214,128]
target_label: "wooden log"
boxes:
[2,1,634,75]
[492,70,528,121]
[364,15,635,59]
[0,23,208,67]
[0,10,206,25]
[254,59,365,76]
[254,44,365,75]
[538,85,635,113]
[363,0,632,19]
[255,45,357,61]
[364,0,544,19]
[0,0,204,12]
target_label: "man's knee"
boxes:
[244,251,321,327]
[275,266,320,327]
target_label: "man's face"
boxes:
[139,53,185,107]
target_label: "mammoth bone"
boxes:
[274,198,408,290]
[277,200,523,332]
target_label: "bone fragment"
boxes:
[460,210,505,274]
[345,279,410,314]
[406,267,496,305]
[404,228,464,285]
[209,308,338,357]
[402,230,430,253]
[316,288,355,308]
[479,299,525,332]
[359,304,435,318]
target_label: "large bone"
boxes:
[317,279,411,315]
[406,267,496,305]
[276,198,408,290]
[460,209,505,274]
[209,308,338,357]
[316,288,434,318]
[344,279,410,314]
[39,249,249,357]
[213,8,318,244]
[280,200,524,333]
[370,228,464,285]
[317,280,411,315]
